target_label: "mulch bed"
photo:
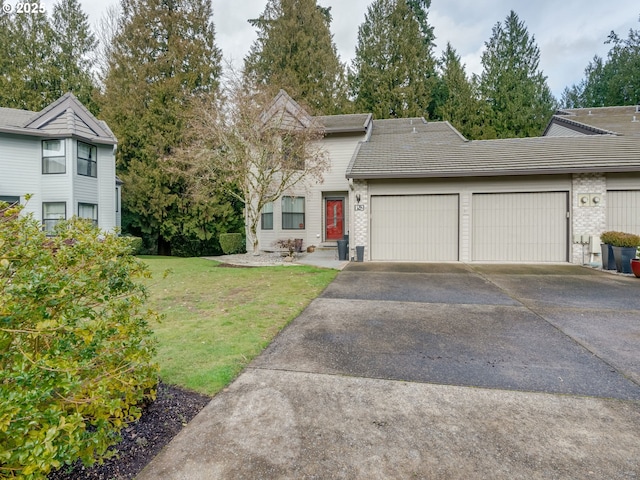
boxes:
[48,382,211,480]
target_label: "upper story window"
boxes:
[282,196,305,230]
[77,142,97,177]
[261,202,273,230]
[78,203,98,226]
[282,134,305,170]
[42,139,66,174]
[43,202,66,233]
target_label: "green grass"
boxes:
[140,256,337,395]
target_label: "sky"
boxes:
[69,0,640,100]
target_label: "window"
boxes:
[42,139,65,174]
[43,202,66,233]
[261,202,273,230]
[282,134,304,170]
[77,142,97,177]
[0,195,20,205]
[282,196,305,229]
[78,203,98,226]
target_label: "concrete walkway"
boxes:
[138,263,640,479]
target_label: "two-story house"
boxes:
[0,93,120,232]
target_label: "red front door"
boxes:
[325,199,344,240]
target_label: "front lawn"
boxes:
[141,257,337,395]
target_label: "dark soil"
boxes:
[48,382,211,480]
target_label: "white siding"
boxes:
[254,133,365,252]
[365,176,572,262]
[0,133,44,219]
[544,123,586,137]
[607,190,640,235]
[370,194,459,261]
[472,192,568,262]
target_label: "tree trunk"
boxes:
[158,235,172,256]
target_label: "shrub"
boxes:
[123,235,143,255]
[599,231,620,245]
[602,231,640,247]
[0,202,159,479]
[219,233,245,255]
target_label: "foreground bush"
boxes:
[0,203,159,479]
[219,233,245,255]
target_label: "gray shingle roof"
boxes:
[551,106,640,137]
[0,93,116,144]
[347,118,640,179]
[0,107,36,127]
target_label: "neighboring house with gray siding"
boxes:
[0,93,121,233]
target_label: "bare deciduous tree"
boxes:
[174,74,330,254]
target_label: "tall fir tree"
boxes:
[0,8,55,110]
[51,0,98,112]
[563,16,640,107]
[435,43,495,140]
[101,0,240,255]
[349,0,437,119]
[243,0,349,115]
[0,0,97,111]
[478,10,555,138]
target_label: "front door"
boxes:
[325,199,344,240]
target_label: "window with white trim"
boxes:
[77,142,97,177]
[78,203,98,226]
[261,202,273,230]
[42,139,66,174]
[282,196,305,229]
[43,202,66,233]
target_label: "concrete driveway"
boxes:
[139,263,640,479]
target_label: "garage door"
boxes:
[472,192,568,262]
[607,190,640,235]
[370,194,458,261]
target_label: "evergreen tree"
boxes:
[244,0,349,115]
[0,8,56,110]
[51,0,98,112]
[101,0,237,255]
[435,43,494,140]
[564,17,640,107]
[349,0,437,119]
[478,10,555,138]
[0,0,97,111]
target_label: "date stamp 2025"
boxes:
[2,2,46,14]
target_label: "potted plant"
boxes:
[610,232,640,274]
[631,247,640,278]
[599,231,618,270]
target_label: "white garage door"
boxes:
[472,192,568,262]
[607,190,640,235]
[370,194,458,261]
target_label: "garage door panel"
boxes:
[607,190,640,235]
[472,192,568,262]
[371,195,458,261]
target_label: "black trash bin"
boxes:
[337,239,348,260]
[356,245,364,262]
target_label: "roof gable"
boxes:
[260,89,317,130]
[22,93,116,143]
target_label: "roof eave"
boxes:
[0,126,117,144]
[347,165,640,180]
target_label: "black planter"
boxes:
[600,244,616,270]
[612,246,637,274]
[337,239,348,260]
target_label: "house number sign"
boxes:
[354,204,365,211]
